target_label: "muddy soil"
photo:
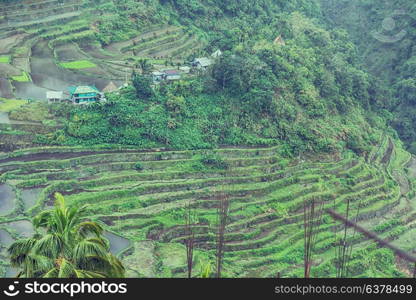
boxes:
[80,43,115,60]
[55,44,87,61]
[0,63,21,77]
[13,81,50,100]
[28,41,110,94]
[0,79,13,98]
[0,33,28,54]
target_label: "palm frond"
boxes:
[58,258,76,278]
[54,192,66,209]
[21,253,54,278]
[76,221,103,238]
[9,193,125,278]
[33,211,53,229]
[42,268,59,278]
[74,269,106,278]
[8,238,38,266]
[73,239,109,266]
[32,234,64,257]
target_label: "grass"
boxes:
[59,60,97,69]
[9,102,52,122]
[0,56,10,63]
[11,72,31,82]
[0,98,26,112]
[0,138,412,278]
[135,57,168,65]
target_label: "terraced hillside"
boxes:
[0,0,204,100]
[0,132,415,278]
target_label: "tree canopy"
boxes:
[8,193,125,278]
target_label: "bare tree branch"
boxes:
[328,209,416,267]
[185,201,195,278]
[216,193,229,278]
[303,197,324,278]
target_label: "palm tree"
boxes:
[8,193,125,278]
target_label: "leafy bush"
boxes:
[198,152,229,170]
[134,162,144,171]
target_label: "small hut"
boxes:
[211,49,223,58]
[46,91,64,104]
[273,35,286,46]
[102,81,118,94]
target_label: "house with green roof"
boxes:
[68,85,102,105]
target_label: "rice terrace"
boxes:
[0,0,416,280]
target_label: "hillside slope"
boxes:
[0,133,415,277]
[0,0,394,155]
[319,0,416,152]
[0,0,415,278]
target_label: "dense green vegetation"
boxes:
[0,98,25,112]
[18,0,389,157]
[319,0,416,153]
[11,72,30,82]
[1,0,416,279]
[0,134,413,278]
[59,60,97,69]
[0,56,10,63]
[7,193,124,278]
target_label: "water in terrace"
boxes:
[21,188,42,211]
[104,232,131,255]
[0,78,13,98]
[0,230,14,278]
[4,266,18,278]
[0,184,15,216]
[0,229,14,248]
[6,220,34,238]
[0,112,10,124]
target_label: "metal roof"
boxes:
[194,57,213,67]
[211,49,223,58]
[152,71,165,76]
[69,86,99,95]
[46,91,63,99]
[164,69,180,75]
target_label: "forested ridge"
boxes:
[319,0,416,153]
[2,0,416,279]
[25,0,394,157]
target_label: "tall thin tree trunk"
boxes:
[304,198,324,278]
[185,202,195,278]
[216,193,229,278]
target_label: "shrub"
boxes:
[199,152,229,170]
[134,162,144,171]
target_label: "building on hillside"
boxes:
[46,91,65,104]
[68,86,102,105]
[152,71,165,83]
[211,49,223,58]
[179,66,191,74]
[152,70,182,83]
[102,81,118,93]
[273,35,285,46]
[192,57,213,70]
[164,70,181,81]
